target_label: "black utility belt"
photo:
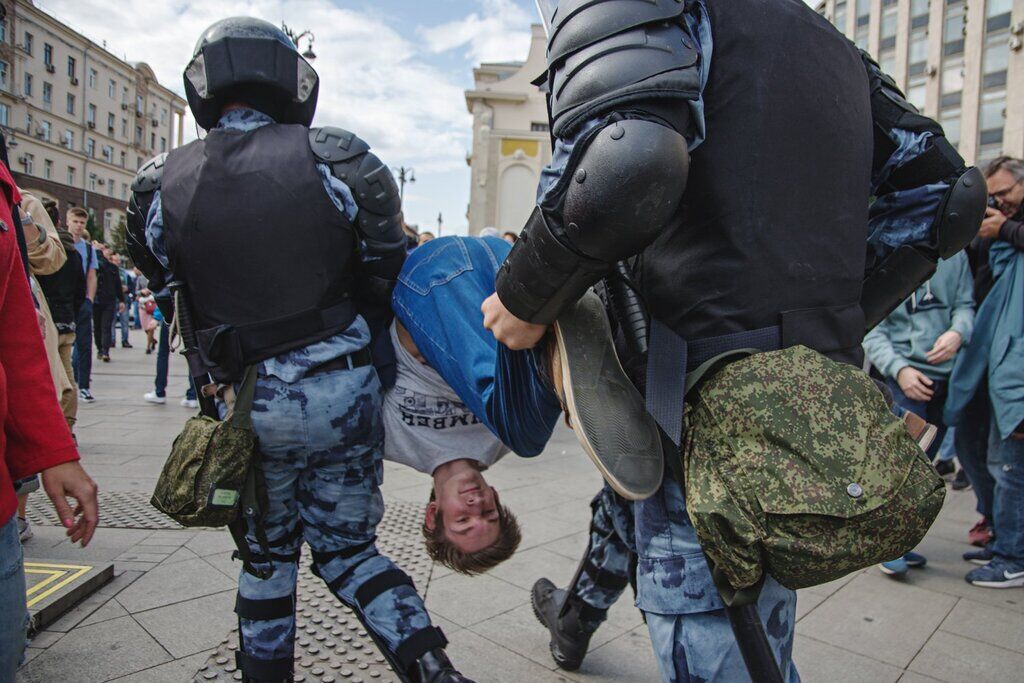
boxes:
[305,348,373,377]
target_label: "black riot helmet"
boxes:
[184,17,319,130]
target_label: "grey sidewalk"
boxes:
[16,328,1024,682]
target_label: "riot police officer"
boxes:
[127,18,470,683]
[483,0,984,680]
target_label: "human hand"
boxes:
[40,461,99,547]
[481,292,547,350]
[118,302,126,313]
[926,330,962,365]
[897,366,935,402]
[978,207,1007,240]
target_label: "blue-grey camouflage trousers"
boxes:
[236,366,440,679]
[573,482,800,682]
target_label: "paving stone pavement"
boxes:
[15,328,1024,682]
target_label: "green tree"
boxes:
[110,216,129,261]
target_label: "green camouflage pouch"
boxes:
[683,345,946,591]
[151,366,258,527]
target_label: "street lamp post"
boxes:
[437,212,443,237]
[393,166,415,202]
[281,23,317,60]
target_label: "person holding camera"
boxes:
[946,156,1024,587]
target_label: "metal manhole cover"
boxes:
[194,502,433,682]
[26,490,184,530]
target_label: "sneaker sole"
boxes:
[877,564,907,576]
[554,292,663,501]
[969,577,1024,589]
[966,558,992,565]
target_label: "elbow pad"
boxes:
[497,119,689,324]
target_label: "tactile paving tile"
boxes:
[26,490,184,529]
[193,502,434,683]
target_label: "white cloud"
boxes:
[420,0,533,64]
[37,0,473,172]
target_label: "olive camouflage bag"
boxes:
[683,345,945,591]
[151,366,258,527]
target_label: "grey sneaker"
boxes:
[17,516,32,542]
[552,291,663,500]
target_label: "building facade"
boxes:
[0,0,186,242]
[464,24,551,236]
[817,0,1024,168]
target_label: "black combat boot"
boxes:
[407,648,475,683]
[531,578,601,671]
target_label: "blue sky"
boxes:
[38,0,541,235]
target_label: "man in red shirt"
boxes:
[0,154,98,679]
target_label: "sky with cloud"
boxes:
[35,0,817,234]
[36,0,539,234]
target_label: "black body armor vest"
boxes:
[161,124,357,371]
[642,0,873,364]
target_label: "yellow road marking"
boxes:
[23,562,94,608]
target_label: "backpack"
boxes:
[683,345,945,591]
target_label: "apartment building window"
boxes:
[67,56,76,79]
[856,0,870,25]
[108,178,115,197]
[0,61,7,91]
[940,107,961,148]
[833,1,847,32]
[107,112,115,132]
[119,150,126,167]
[135,95,143,114]
[88,173,97,191]
[906,76,927,111]
[136,156,143,170]
[0,18,6,44]
[976,0,1013,164]
[121,118,127,138]
[150,132,156,149]
[63,129,74,148]
[161,108,168,124]
[944,1,965,57]
[67,166,76,185]
[67,93,76,115]
[160,137,167,153]
[908,28,929,77]
[25,114,32,135]
[87,104,96,127]
[101,145,113,163]
[23,153,34,175]
[121,183,128,200]
[43,159,52,180]
[40,120,50,142]
[23,72,32,97]
[0,103,8,127]
[42,82,52,110]
[88,68,97,89]
[23,32,32,56]
[910,0,929,28]
[43,43,53,68]
[122,86,129,106]
[135,125,142,145]
[108,79,116,99]
[85,138,95,157]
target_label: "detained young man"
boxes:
[383,235,662,574]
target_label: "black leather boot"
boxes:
[531,577,601,671]
[407,648,475,683]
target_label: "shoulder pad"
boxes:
[309,126,371,164]
[548,0,686,64]
[131,153,167,193]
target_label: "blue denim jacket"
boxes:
[391,236,561,456]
